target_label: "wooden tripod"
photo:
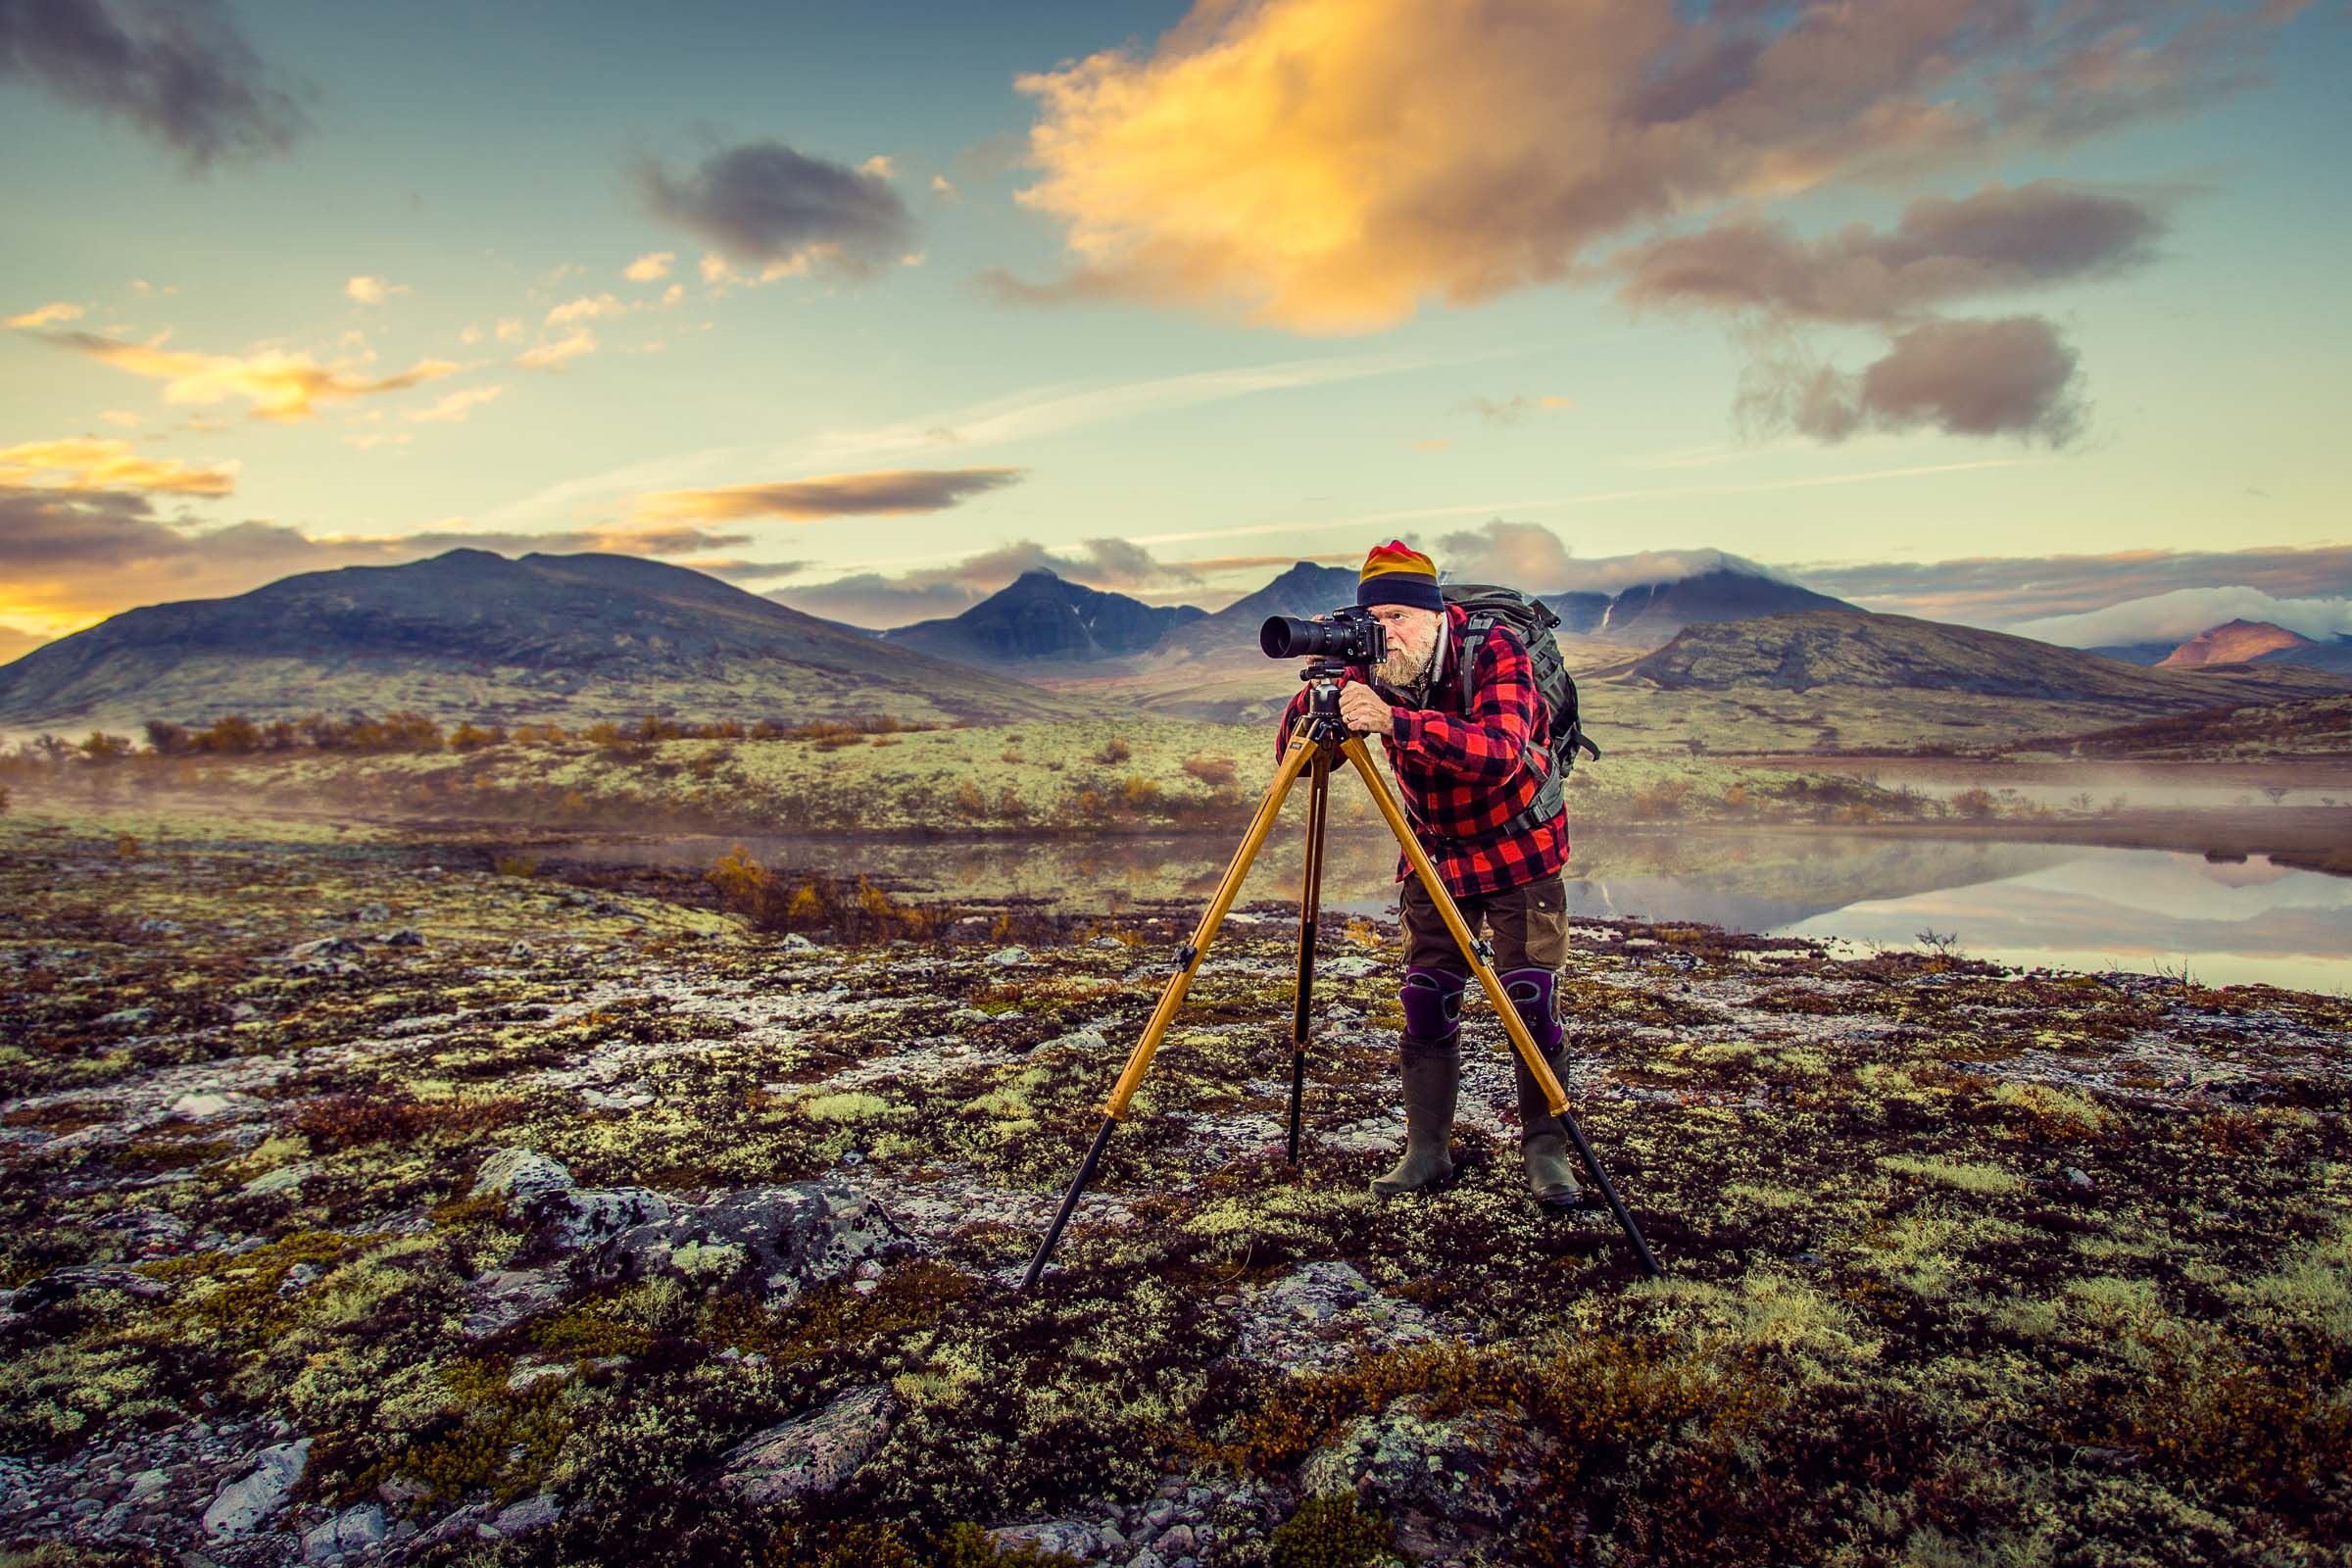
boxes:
[1020,667,1663,1287]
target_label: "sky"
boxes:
[4,0,2350,663]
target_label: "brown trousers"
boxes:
[1398,867,1571,976]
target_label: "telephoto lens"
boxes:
[1258,609,1385,664]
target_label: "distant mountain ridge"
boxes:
[1141,562,1362,664]
[2092,618,2352,674]
[0,549,1090,732]
[1619,610,2352,708]
[2158,618,2315,667]
[881,569,1203,665]
[1586,567,1860,643]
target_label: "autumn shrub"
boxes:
[448,721,506,751]
[1950,786,1998,819]
[705,848,947,942]
[1119,774,1163,810]
[79,731,133,762]
[292,1091,521,1153]
[1183,755,1237,788]
[1631,777,1695,818]
[1097,736,1132,764]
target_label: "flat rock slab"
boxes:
[597,1181,906,1304]
[721,1384,896,1504]
[203,1437,311,1539]
[1233,1259,1447,1370]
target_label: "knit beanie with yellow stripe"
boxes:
[1356,540,1444,612]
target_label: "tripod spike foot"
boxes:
[1021,1114,1118,1291]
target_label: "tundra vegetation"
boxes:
[1,808,2345,1566]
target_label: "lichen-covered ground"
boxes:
[2,815,2346,1568]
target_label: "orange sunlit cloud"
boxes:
[6,301,85,328]
[1005,0,2273,334]
[516,329,597,369]
[628,466,1025,522]
[624,251,675,282]
[0,438,238,495]
[546,294,628,326]
[53,332,462,420]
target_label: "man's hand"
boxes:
[1339,682,1396,736]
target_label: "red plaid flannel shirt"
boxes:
[1273,602,1569,898]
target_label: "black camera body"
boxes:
[1259,606,1388,666]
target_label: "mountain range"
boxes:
[880,568,1204,664]
[7,551,2348,742]
[0,550,1091,733]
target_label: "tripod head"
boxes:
[1297,657,1355,740]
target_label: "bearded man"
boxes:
[1271,540,1587,1209]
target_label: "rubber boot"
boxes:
[1504,966,1588,1209]
[1371,1033,1459,1197]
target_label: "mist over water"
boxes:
[553,825,2352,995]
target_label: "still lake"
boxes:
[557,824,2352,996]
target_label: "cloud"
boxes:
[0,622,48,662]
[1614,181,2166,323]
[1736,316,2085,444]
[768,536,1202,627]
[345,274,408,305]
[1797,545,2352,631]
[623,251,675,282]
[1457,394,1574,428]
[0,483,760,633]
[2012,587,2352,649]
[1418,523,1796,595]
[0,437,237,495]
[406,385,504,423]
[633,139,916,278]
[97,409,140,427]
[1615,182,2158,445]
[1002,1,2285,332]
[930,174,957,199]
[6,301,84,327]
[858,154,895,178]
[627,466,1024,523]
[0,0,310,169]
[546,293,627,326]
[52,331,460,419]
[1428,519,1579,589]
[515,328,596,370]
[997,0,2290,443]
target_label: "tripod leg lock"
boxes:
[1176,942,1200,970]
[1470,938,1495,966]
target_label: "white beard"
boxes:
[1376,628,1438,690]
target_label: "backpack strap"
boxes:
[1458,613,1565,838]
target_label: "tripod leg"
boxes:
[1337,738,1663,1278]
[1287,752,1331,1164]
[1021,733,1320,1290]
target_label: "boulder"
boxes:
[472,1148,577,1206]
[988,1520,1114,1560]
[301,1500,385,1563]
[720,1385,896,1504]
[203,1437,311,1538]
[485,1492,562,1537]
[594,1182,906,1304]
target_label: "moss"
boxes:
[1267,1494,1391,1568]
